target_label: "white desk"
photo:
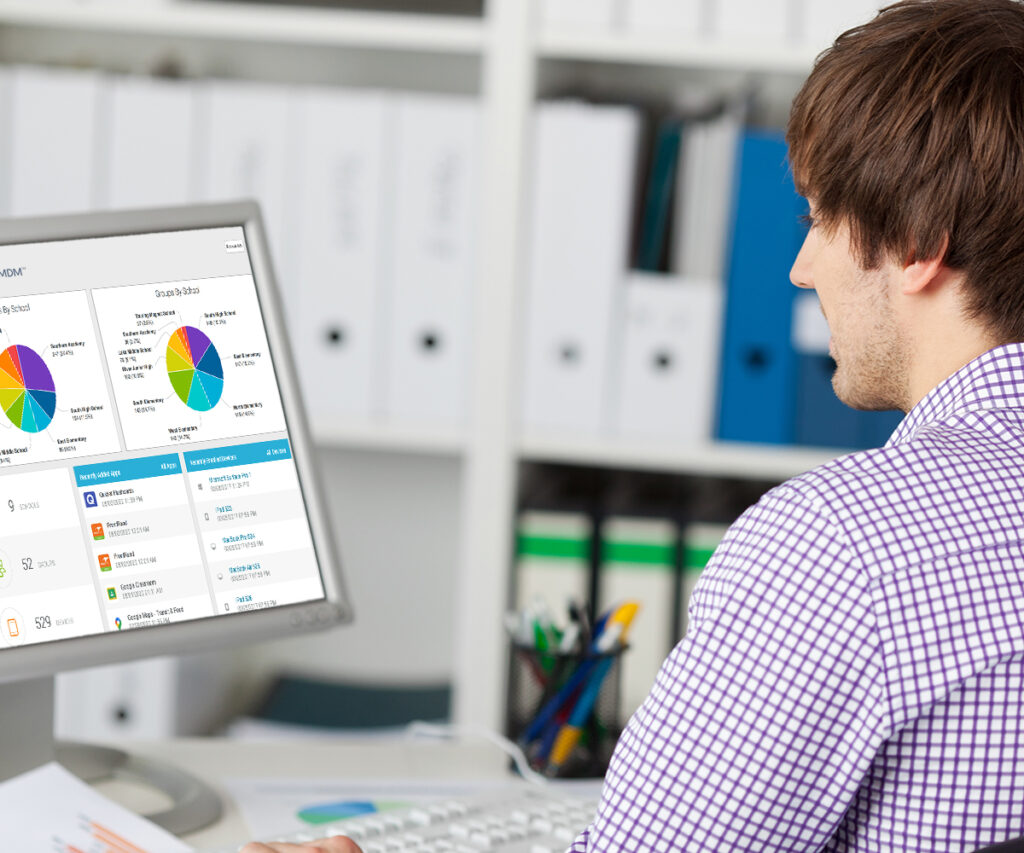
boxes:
[100,737,514,849]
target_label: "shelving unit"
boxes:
[0,0,830,732]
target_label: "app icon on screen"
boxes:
[83,491,97,508]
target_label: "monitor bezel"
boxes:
[0,200,353,684]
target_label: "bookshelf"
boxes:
[0,0,828,733]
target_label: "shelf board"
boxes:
[538,29,819,74]
[519,432,846,480]
[0,0,486,53]
[310,419,465,456]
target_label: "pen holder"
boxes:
[506,642,626,778]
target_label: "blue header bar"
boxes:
[183,439,292,473]
[74,453,182,487]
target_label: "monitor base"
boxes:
[0,676,223,837]
[56,740,224,836]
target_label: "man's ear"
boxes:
[902,234,951,295]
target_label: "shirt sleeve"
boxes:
[568,484,890,852]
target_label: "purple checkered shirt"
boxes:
[570,343,1024,852]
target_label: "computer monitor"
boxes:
[0,201,353,831]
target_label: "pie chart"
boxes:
[0,345,56,433]
[166,326,223,412]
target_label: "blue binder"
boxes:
[716,130,808,444]
[794,354,903,450]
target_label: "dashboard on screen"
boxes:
[0,224,326,652]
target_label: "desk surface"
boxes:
[103,736,514,849]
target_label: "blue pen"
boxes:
[548,654,615,769]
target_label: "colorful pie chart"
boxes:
[0,345,56,433]
[166,326,223,412]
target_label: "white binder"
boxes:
[514,511,592,620]
[521,101,641,434]
[382,94,481,425]
[8,66,103,216]
[102,75,197,209]
[713,0,790,43]
[612,274,722,442]
[290,89,395,422]
[196,80,296,285]
[623,0,703,35]
[598,517,677,717]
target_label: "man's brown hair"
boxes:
[787,0,1024,342]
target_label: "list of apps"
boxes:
[74,454,215,631]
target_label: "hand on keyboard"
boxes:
[241,837,362,853]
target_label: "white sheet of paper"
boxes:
[0,761,194,852]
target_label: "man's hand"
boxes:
[239,836,362,853]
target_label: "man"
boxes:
[245,0,1024,850]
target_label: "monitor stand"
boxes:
[0,675,223,836]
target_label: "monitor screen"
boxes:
[0,208,343,659]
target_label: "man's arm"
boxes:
[570,485,889,852]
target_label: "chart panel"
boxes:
[91,276,288,450]
[0,291,121,465]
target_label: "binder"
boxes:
[612,273,722,443]
[196,80,296,283]
[541,0,618,29]
[8,66,103,216]
[514,511,592,620]
[714,0,791,43]
[598,517,677,716]
[635,118,684,273]
[382,94,481,425]
[102,75,197,209]
[289,88,395,422]
[679,522,728,636]
[672,102,744,282]
[623,0,703,35]
[716,129,808,445]
[521,101,642,433]
[803,0,882,47]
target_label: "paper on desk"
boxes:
[0,761,194,852]
[226,776,524,838]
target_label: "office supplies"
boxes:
[290,88,395,422]
[520,100,642,433]
[7,65,102,216]
[546,601,639,772]
[598,517,676,715]
[382,94,480,425]
[103,74,197,209]
[611,273,722,442]
[0,762,191,852]
[210,785,599,853]
[716,128,808,445]
[0,203,352,836]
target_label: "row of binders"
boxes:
[512,510,729,720]
[543,0,885,49]
[1,63,899,448]
[524,99,901,449]
[0,65,481,428]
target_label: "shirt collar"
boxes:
[889,342,1024,446]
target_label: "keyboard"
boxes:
[209,786,597,853]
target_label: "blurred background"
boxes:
[0,0,895,764]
